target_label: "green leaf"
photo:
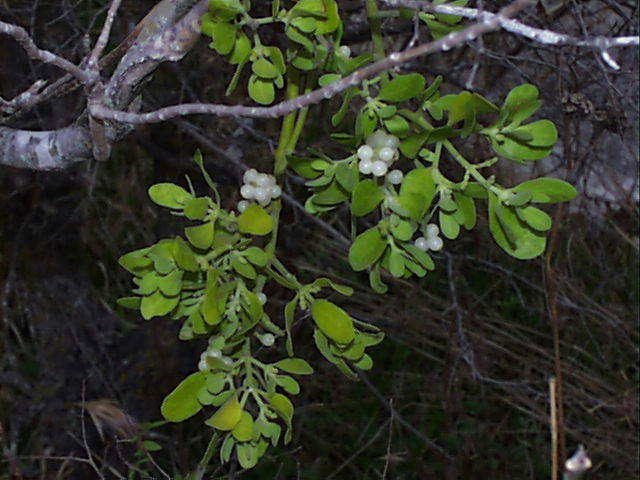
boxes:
[439,210,460,240]
[378,73,426,102]
[242,246,269,267]
[369,264,388,293]
[185,221,215,250]
[351,180,384,216]
[516,205,552,231]
[354,354,373,370]
[335,162,358,192]
[248,75,275,105]
[206,372,227,394]
[502,84,540,125]
[311,299,355,345]
[236,442,259,469]
[157,269,183,296]
[173,237,199,272]
[275,375,300,395]
[400,132,430,159]
[141,440,162,452]
[512,178,577,203]
[287,156,324,179]
[205,393,242,431]
[348,227,387,271]
[274,358,314,375]
[237,204,273,235]
[266,393,294,443]
[491,120,557,162]
[399,168,436,217]
[220,435,235,463]
[488,192,546,259]
[453,192,476,230]
[118,247,152,276]
[183,197,209,220]
[148,183,193,209]
[140,290,179,320]
[284,298,297,356]
[228,32,251,65]
[390,216,415,241]
[404,244,435,271]
[388,250,405,277]
[231,411,254,442]
[210,22,237,55]
[310,277,354,296]
[231,255,257,280]
[116,297,141,309]
[161,372,206,422]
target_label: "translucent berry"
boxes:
[222,357,234,367]
[257,292,267,304]
[198,359,208,371]
[366,130,388,148]
[254,187,270,203]
[383,135,400,148]
[357,145,374,161]
[256,173,272,188]
[359,159,374,174]
[372,160,388,177]
[378,146,396,163]
[240,184,255,199]
[261,333,275,347]
[207,349,221,359]
[237,200,249,212]
[387,169,403,184]
[338,45,351,57]
[414,236,429,251]
[269,185,282,198]
[243,168,258,184]
[425,223,440,238]
[427,236,444,251]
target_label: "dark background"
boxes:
[0,1,638,478]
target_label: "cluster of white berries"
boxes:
[357,130,403,183]
[413,223,444,252]
[198,347,234,372]
[238,169,282,211]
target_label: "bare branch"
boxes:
[90,0,535,125]
[0,125,92,170]
[86,0,124,71]
[0,80,47,117]
[0,20,91,84]
[382,0,639,69]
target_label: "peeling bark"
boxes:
[0,125,92,170]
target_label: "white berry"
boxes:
[359,159,374,174]
[427,236,444,251]
[269,185,282,198]
[198,359,208,371]
[254,173,269,187]
[357,145,374,161]
[261,333,275,347]
[222,357,234,367]
[372,161,388,177]
[237,200,249,212]
[414,236,430,251]
[207,349,221,358]
[338,45,351,57]
[366,130,388,148]
[383,135,400,148]
[425,223,440,238]
[240,184,255,199]
[387,169,403,184]
[257,292,267,304]
[243,169,258,184]
[254,187,270,203]
[378,146,396,163]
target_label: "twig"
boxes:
[89,0,536,124]
[357,370,452,460]
[550,377,559,480]
[86,0,123,71]
[0,20,91,83]
[382,0,639,69]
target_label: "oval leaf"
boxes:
[311,299,355,345]
[161,372,206,422]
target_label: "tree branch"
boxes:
[382,0,639,70]
[0,20,92,84]
[90,0,536,125]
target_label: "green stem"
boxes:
[442,140,502,196]
[266,69,305,258]
[365,0,386,61]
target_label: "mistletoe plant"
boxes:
[117,0,577,472]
